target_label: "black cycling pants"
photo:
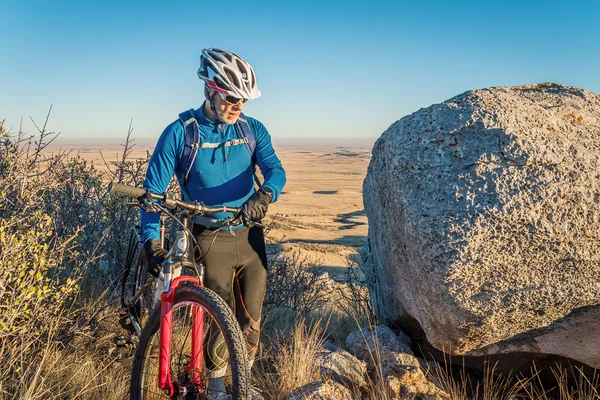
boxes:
[192,225,267,372]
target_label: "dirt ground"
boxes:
[263,147,370,279]
[60,145,371,278]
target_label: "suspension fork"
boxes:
[182,213,205,385]
[159,213,167,249]
[158,275,204,396]
[190,300,204,385]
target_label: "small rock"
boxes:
[287,379,353,400]
[379,352,421,377]
[319,342,368,387]
[346,325,412,362]
[346,326,418,378]
[383,365,450,400]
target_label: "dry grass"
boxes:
[0,293,131,400]
[518,365,600,400]
[3,340,130,400]
[427,358,520,400]
[254,320,325,399]
[427,358,600,400]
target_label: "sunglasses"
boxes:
[218,92,248,105]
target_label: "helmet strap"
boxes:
[205,90,225,125]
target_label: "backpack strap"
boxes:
[178,109,200,187]
[234,113,262,188]
[235,113,256,156]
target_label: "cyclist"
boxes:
[140,48,286,399]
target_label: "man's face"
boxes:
[212,91,247,124]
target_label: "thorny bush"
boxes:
[262,252,335,332]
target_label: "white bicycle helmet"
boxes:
[197,48,261,100]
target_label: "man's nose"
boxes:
[232,102,243,111]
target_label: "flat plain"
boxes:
[65,145,372,275]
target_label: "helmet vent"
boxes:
[224,68,240,88]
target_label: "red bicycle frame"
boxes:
[158,275,205,396]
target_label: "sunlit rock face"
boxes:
[362,83,600,369]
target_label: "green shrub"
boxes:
[0,115,148,398]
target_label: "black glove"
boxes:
[143,239,168,278]
[242,188,273,222]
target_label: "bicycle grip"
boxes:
[109,182,147,198]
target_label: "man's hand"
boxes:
[143,239,168,277]
[242,188,273,222]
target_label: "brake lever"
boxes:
[230,213,265,229]
[223,214,243,228]
[137,190,161,213]
[124,201,157,213]
[141,203,161,213]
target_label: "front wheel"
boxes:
[130,284,249,399]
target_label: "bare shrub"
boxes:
[335,259,375,324]
[96,119,151,279]
[0,118,85,348]
[0,113,136,398]
[324,258,377,346]
[262,252,335,332]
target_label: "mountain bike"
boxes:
[110,182,250,399]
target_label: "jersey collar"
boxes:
[195,101,218,127]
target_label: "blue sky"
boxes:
[2,0,599,147]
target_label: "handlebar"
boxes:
[108,182,241,215]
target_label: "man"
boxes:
[141,48,286,399]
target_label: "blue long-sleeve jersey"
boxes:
[140,104,286,243]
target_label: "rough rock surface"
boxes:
[345,325,412,362]
[379,352,422,377]
[319,342,368,388]
[383,365,450,400]
[362,83,600,368]
[287,379,353,400]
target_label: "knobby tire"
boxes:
[130,285,249,400]
[121,227,155,330]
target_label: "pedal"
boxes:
[115,335,128,347]
[114,333,138,347]
[118,310,136,333]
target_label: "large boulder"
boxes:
[362,83,600,368]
